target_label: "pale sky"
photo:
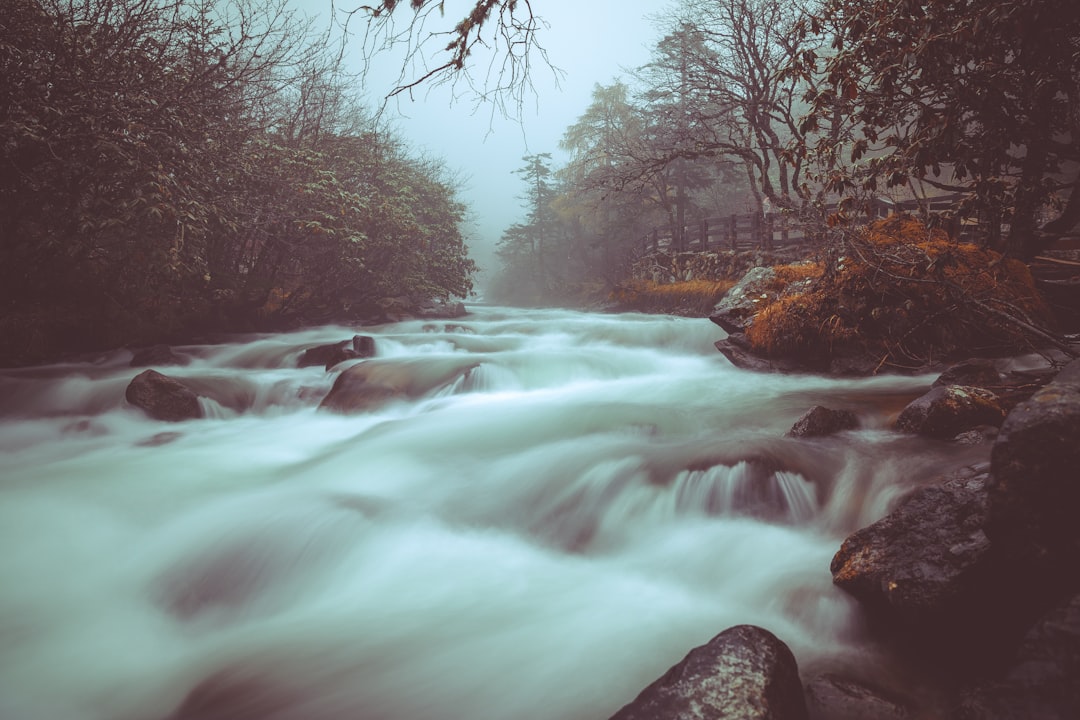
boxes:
[291,0,664,278]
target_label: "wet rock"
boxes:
[297,335,376,370]
[830,469,999,640]
[804,674,910,720]
[709,266,778,333]
[130,344,186,367]
[956,593,1080,720]
[987,358,1080,579]
[319,357,478,414]
[933,360,1002,389]
[125,369,203,422]
[136,431,183,447]
[787,406,859,438]
[953,426,999,445]
[895,385,1006,439]
[416,300,467,319]
[608,624,807,720]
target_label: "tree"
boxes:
[796,0,1080,255]
[343,0,552,116]
[646,0,818,211]
[0,0,477,364]
[558,83,659,283]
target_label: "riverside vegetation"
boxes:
[1,0,476,368]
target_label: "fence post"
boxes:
[730,214,738,250]
[765,212,774,250]
[700,219,709,250]
[751,212,760,247]
[781,213,789,245]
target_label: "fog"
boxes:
[293,0,662,283]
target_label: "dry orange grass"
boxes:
[612,279,736,316]
[745,216,1051,367]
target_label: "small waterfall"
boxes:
[669,462,818,524]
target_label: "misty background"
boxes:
[292,0,659,286]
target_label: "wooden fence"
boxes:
[640,194,974,254]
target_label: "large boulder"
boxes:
[709,266,778,334]
[319,357,479,413]
[830,466,997,636]
[126,370,203,422]
[895,385,1006,440]
[608,625,807,720]
[787,406,859,438]
[956,593,1080,720]
[987,359,1080,580]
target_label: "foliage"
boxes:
[0,0,475,365]
[746,217,1054,367]
[794,0,1080,255]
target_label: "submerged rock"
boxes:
[608,624,807,720]
[895,385,1005,439]
[125,369,203,422]
[787,406,859,438]
[318,357,478,413]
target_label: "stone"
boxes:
[787,406,860,438]
[416,300,467,319]
[956,593,1080,720]
[130,344,186,367]
[830,470,996,633]
[709,266,777,334]
[608,625,807,720]
[804,674,910,720]
[297,335,376,370]
[319,357,479,414]
[895,385,1006,439]
[987,359,1080,578]
[932,360,1002,389]
[126,370,203,422]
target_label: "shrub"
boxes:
[745,216,1052,369]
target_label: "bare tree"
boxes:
[338,0,556,117]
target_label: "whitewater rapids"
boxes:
[0,306,977,720]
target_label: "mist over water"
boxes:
[0,306,975,720]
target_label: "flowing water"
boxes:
[0,306,986,720]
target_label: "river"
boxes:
[0,306,985,720]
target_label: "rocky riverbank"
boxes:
[603,357,1080,720]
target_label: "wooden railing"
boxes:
[640,194,973,254]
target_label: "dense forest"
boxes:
[485,0,1080,307]
[0,0,476,366]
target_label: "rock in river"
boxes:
[126,369,203,422]
[319,357,479,413]
[787,406,859,438]
[895,385,1005,439]
[608,624,807,720]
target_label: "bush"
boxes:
[745,217,1052,369]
